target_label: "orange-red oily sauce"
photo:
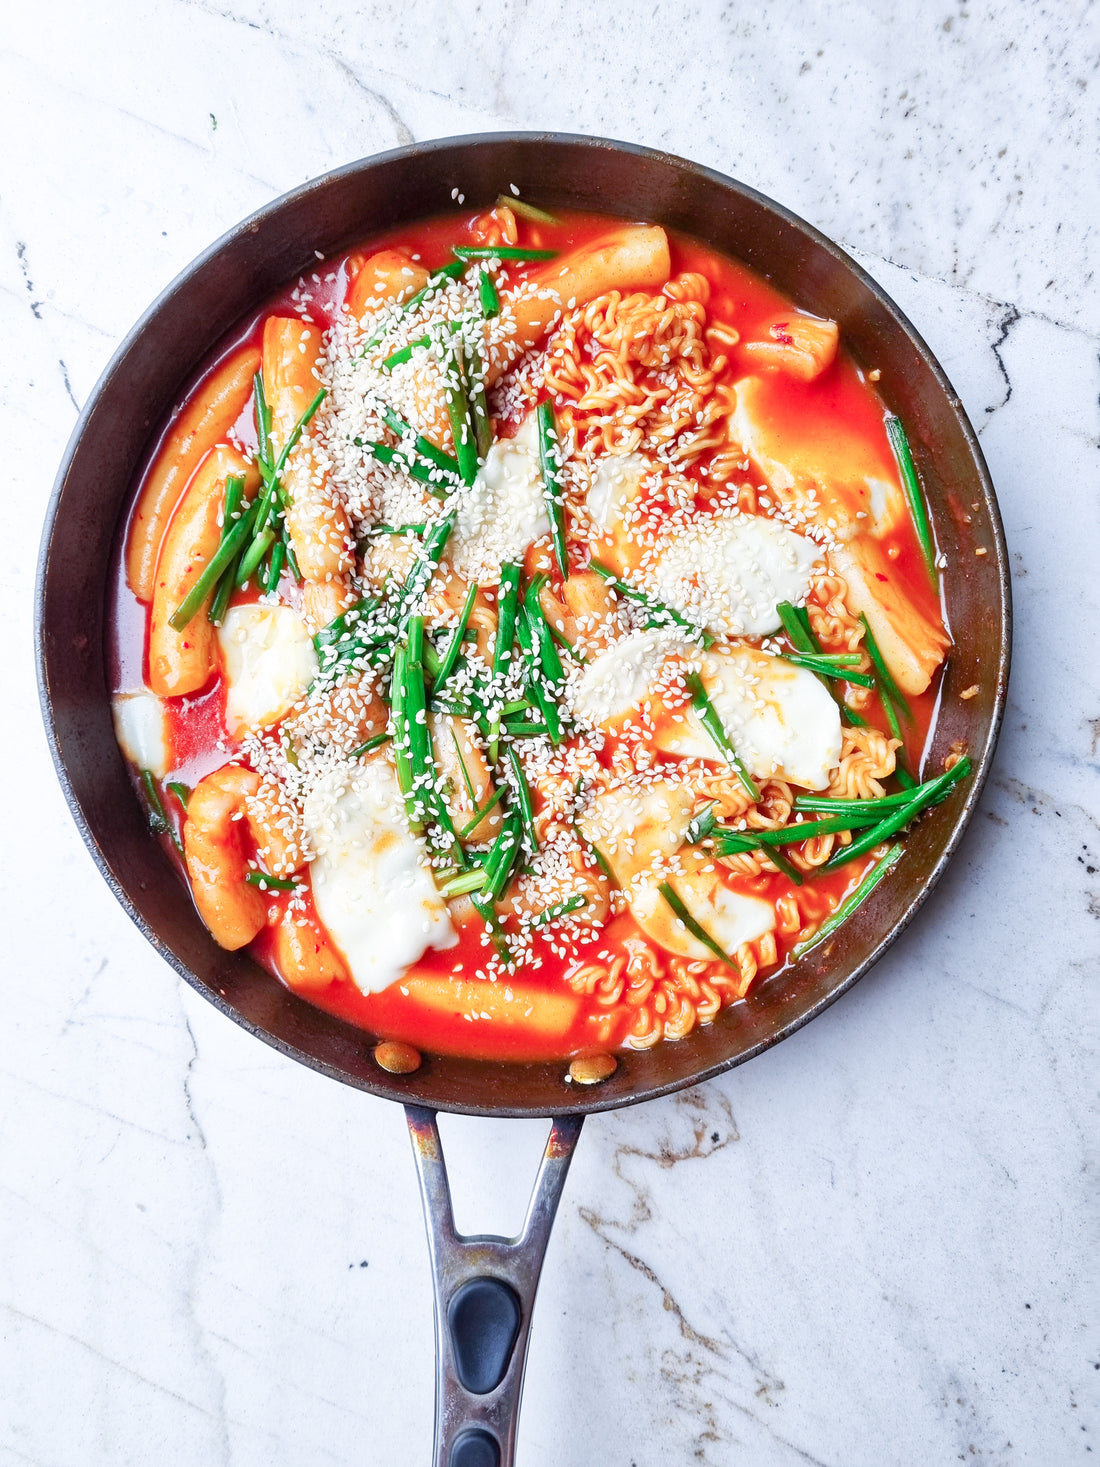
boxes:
[109,207,947,1063]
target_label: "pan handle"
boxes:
[405,1106,584,1467]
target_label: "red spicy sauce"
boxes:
[109,207,949,1062]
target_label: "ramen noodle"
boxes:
[109,202,969,1064]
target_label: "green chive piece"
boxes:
[358,439,451,498]
[859,614,913,721]
[776,600,868,728]
[458,786,505,839]
[481,812,525,901]
[502,721,550,738]
[535,400,569,579]
[169,492,254,630]
[434,583,479,690]
[469,371,493,461]
[657,881,738,970]
[760,843,804,885]
[395,513,456,629]
[684,671,760,801]
[793,845,905,957]
[361,262,466,352]
[350,731,391,759]
[489,562,522,760]
[532,893,586,927]
[478,266,501,318]
[752,813,882,843]
[252,371,274,475]
[885,414,938,583]
[443,346,479,486]
[244,870,298,891]
[822,757,972,871]
[452,245,557,261]
[236,527,276,588]
[360,523,427,543]
[685,802,718,846]
[140,770,170,834]
[381,318,463,372]
[440,868,489,898]
[498,196,558,225]
[779,651,875,688]
[505,746,538,852]
[516,610,564,746]
[209,559,237,627]
[524,575,565,686]
[449,727,478,802]
[313,595,383,680]
[262,539,286,594]
[390,646,424,833]
[379,406,462,477]
[794,786,933,816]
[589,560,712,645]
[167,781,191,810]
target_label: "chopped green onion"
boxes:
[778,651,875,688]
[140,770,170,834]
[684,671,760,801]
[395,513,456,629]
[524,575,565,685]
[360,523,426,543]
[350,731,391,759]
[169,496,255,630]
[245,870,298,891]
[478,267,500,318]
[759,843,804,885]
[452,245,557,262]
[236,527,275,588]
[532,894,586,927]
[821,756,971,870]
[505,746,538,853]
[379,406,462,478]
[262,539,286,594]
[535,400,569,579]
[793,845,905,957]
[440,868,489,898]
[357,439,451,496]
[752,813,881,843]
[458,786,505,839]
[885,414,937,583]
[361,262,465,352]
[497,195,558,224]
[516,611,564,745]
[167,781,191,810]
[442,346,479,487]
[589,560,712,645]
[685,802,718,845]
[657,881,737,969]
[777,599,867,728]
[859,614,913,721]
[481,812,525,901]
[381,318,464,371]
[489,563,522,759]
[502,721,550,738]
[434,582,478,690]
[313,596,383,680]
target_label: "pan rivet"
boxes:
[568,1053,617,1085]
[374,1040,422,1074]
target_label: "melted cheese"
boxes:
[631,872,776,960]
[450,412,549,583]
[304,759,456,996]
[655,648,842,791]
[112,691,170,777]
[218,604,318,734]
[571,628,696,730]
[646,514,820,638]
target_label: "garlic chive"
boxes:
[684,671,759,801]
[657,882,737,970]
[244,870,298,891]
[793,844,905,956]
[452,245,557,262]
[535,401,569,579]
[885,414,937,583]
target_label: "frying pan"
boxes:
[35,134,1010,1467]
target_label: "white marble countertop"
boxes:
[2,3,1096,1463]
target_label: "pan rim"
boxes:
[35,131,1011,1117]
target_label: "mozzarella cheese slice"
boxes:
[218,604,318,734]
[645,513,819,638]
[450,412,549,583]
[655,647,842,791]
[631,872,775,960]
[304,758,457,996]
[112,691,170,777]
[571,628,697,730]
